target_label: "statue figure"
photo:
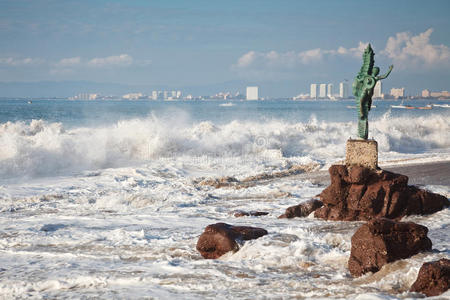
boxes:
[352,44,393,139]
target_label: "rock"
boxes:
[314,165,449,221]
[410,258,450,297]
[278,199,323,218]
[196,223,268,259]
[233,210,269,217]
[348,218,432,277]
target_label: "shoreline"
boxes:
[295,160,450,187]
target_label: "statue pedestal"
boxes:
[346,139,378,169]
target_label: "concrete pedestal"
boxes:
[346,139,378,169]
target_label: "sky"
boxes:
[1,0,450,97]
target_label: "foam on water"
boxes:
[1,113,449,181]
[0,107,449,298]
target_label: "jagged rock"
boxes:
[410,258,450,297]
[278,199,323,218]
[233,210,269,217]
[314,165,449,221]
[196,223,268,259]
[348,218,432,277]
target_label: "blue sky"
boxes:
[1,0,450,97]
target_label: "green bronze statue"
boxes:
[352,44,393,139]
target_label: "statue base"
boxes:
[346,139,378,169]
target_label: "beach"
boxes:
[0,99,449,299]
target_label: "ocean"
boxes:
[0,99,449,299]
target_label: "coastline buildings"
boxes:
[373,81,383,99]
[390,87,405,99]
[69,93,99,100]
[421,89,450,98]
[327,84,333,99]
[246,86,259,100]
[310,84,318,99]
[339,82,348,99]
[319,84,327,98]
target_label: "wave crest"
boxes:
[0,114,449,179]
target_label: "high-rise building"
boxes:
[327,83,333,98]
[310,84,318,99]
[339,82,348,99]
[151,91,158,100]
[319,84,327,98]
[246,86,259,100]
[390,87,405,99]
[373,81,383,98]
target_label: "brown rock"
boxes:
[314,165,449,221]
[233,211,269,217]
[278,199,323,218]
[196,223,268,259]
[348,218,432,277]
[410,258,450,297]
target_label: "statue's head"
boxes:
[372,67,380,76]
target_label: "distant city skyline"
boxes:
[1,0,450,97]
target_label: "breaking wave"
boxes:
[0,113,449,179]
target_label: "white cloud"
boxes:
[233,42,369,70]
[87,54,133,67]
[0,57,44,66]
[55,56,81,67]
[382,28,450,67]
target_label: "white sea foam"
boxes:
[1,113,449,180]
[0,111,449,298]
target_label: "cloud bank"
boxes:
[382,28,450,67]
[233,29,449,72]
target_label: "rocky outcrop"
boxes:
[314,165,449,221]
[233,210,269,217]
[348,218,432,277]
[196,223,268,259]
[410,258,450,297]
[278,199,323,218]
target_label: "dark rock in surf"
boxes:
[233,210,269,217]
[410,258,450,297]
[278,199,323,219]
[348,218,432,277]
[314,165,449,221]
[196,223,268,259]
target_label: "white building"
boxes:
[421,89,430,98]
[390,88,405,99]
[327,83,333,99]
[310,84,318,99]
[339,82,348,99]
[246,86,259,100]
[373,81,383,98]
[319,84,327,98]
[122,93,143,100]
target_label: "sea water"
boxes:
[0,99,449,299]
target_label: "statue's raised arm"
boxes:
[376,65,393,80]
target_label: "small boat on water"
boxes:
[219,102,235,107]
[432,104,450,108]
[27,100,32,104]
[391,104,432,109]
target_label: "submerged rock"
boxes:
[410,258,450,297]
[196,223,268,259]
[233,210,269,217]
[314,165,449,221]
[348,218,432,277]
[278,199,323,218]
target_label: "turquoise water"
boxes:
[1,99,446,128]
